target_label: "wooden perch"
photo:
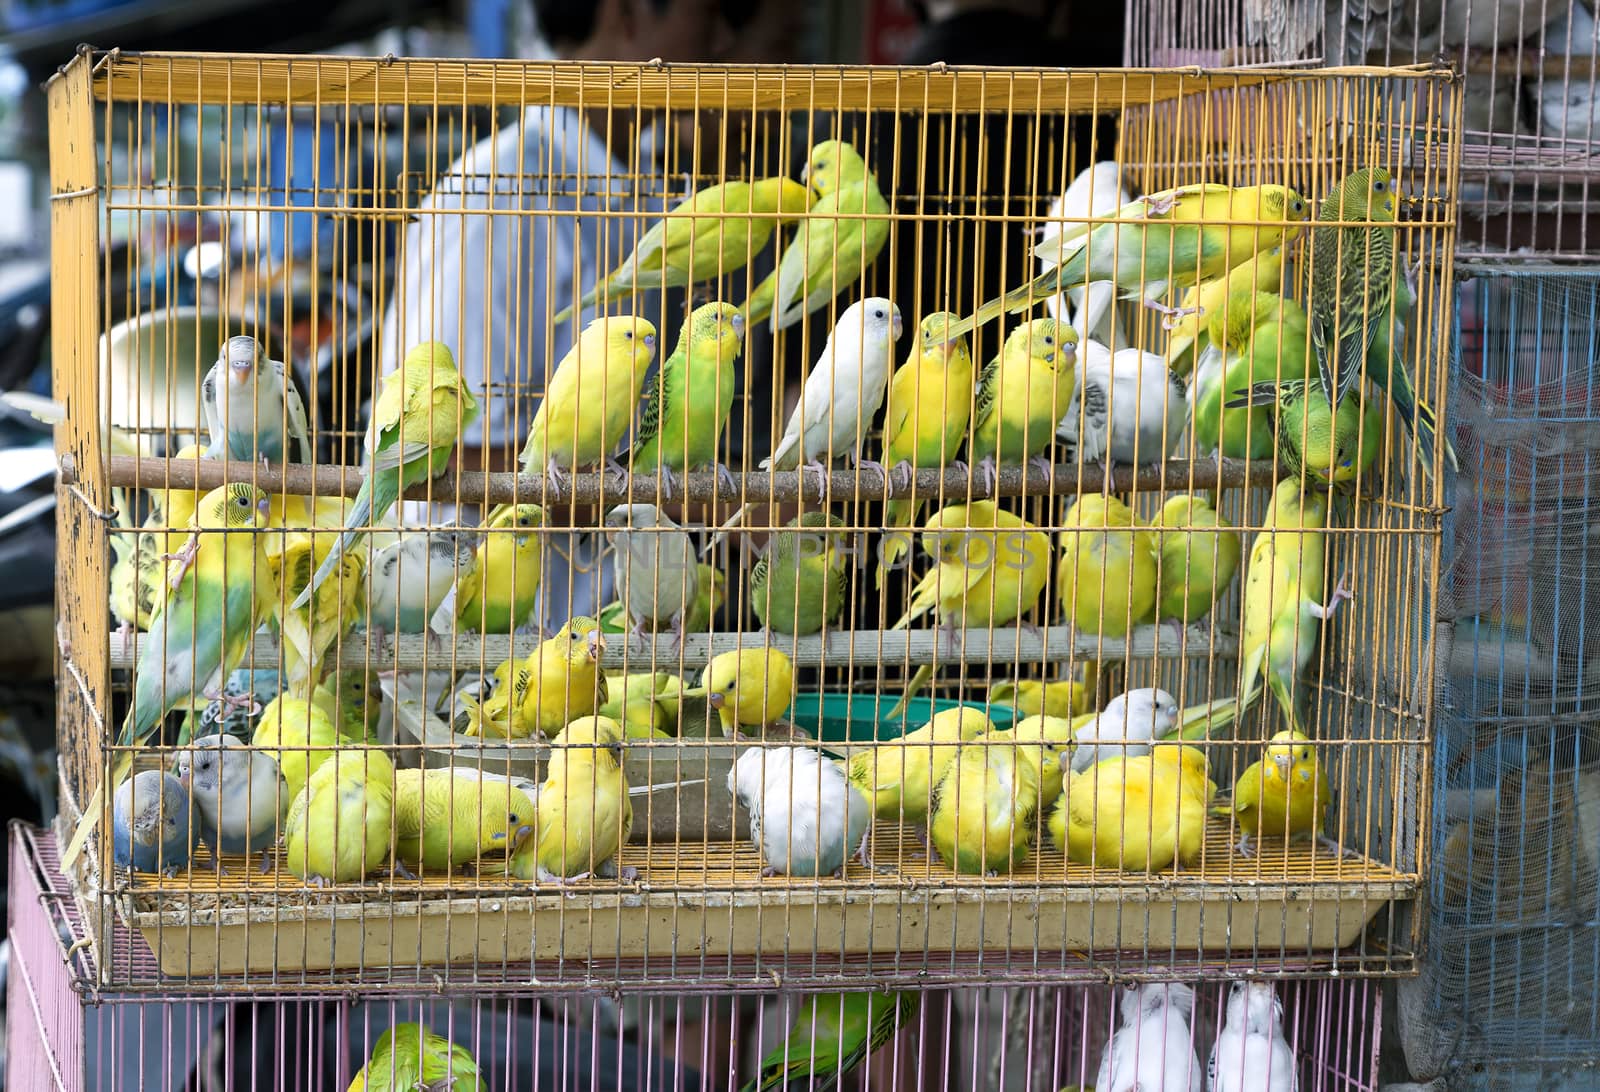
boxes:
[79,453,1283,509]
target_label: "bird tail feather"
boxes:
[292,486,373,610]
[883,664,935,722]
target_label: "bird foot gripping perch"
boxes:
[162,534,202,590]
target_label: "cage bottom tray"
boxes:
[107,820,1412,978]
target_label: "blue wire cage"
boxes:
[1419,266,1600,1085]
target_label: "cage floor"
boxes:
[96,820,1413,979]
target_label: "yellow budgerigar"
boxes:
[1056,494,1160,641]
[886,501,1053,720]
[511,715,634,883]
[967,318,1079,490]
[1237,478,1351,735]
[1051,744,1214,873]
[516,617,609,740]
[995,713,1078,809]
[519,316,657,490]
[268,532,365,695]
[987,668,1097,721]
[876,311,976,584]
[847,706,992,823]
[1151,493,1243,624]
[1217,728,1353,858]
[391,767,537,874]
[283,748,396,885]
[688,648,795,738]
[928,732,1041,876]
[455,503,545,635]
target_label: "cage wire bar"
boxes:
[1123,0,1600,259]
[9,823,1383,1092]
[47,51,1456,991]
[1388,266,1600,1088]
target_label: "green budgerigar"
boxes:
[741,991,920,1092]
[750,511,849,637]
[967,318,1078,489]
[348,1022,486,1092]
[295,342,478,609]
[1190,289,1313,461]
[391,767,537,874]
[628,301,746,494]
[553,176,810,324]
[1309,167,1396,406]
[876,311,976,585]
[746,140,891,331]
[1226,377,1383,486]
[1236,477,1351,735]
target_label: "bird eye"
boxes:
[624,330,633,340]
[1044,335,1054,346]
[874,309,884,319]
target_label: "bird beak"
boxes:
[643,333,657,353]
[586,630,606,661]
[257,498,272,518]
[511,824,534,849]
[731,312,746,340]
[891,313,904,340]
[707,691,725,710]
[1273,754,1293,776]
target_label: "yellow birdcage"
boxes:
[47,49,1457,990]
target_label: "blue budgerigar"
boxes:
[112,769,195,875]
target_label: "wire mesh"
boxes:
[46,52,1455,990]
[1123,0,1600,260]
[11,823,1381,1092]
[1409,267,1600,1080]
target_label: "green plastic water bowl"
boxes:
[789,691,1017,744]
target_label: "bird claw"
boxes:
[976,456,998,497]
[760,865,778,878]
[938,622,964,658]
[257,850,273,874]
[854,458,888,487]
[1143,193,1177,216]
[543,459,569,497]
[116,620,135,658]
[1234,835,1256,859]
[389,860,418,881]
[1158,303,1203,329]
[803,460,830,495]
[712,463,739,498]
[616,864,640,882]
[888,459,916,492]
[605,457,630,493]
[1028,455,1053,481]
[1311,577,1355,620]
[654,464,680,499]
[163,537,201,589]
[1316,835,1363,862]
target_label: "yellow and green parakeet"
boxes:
[1150,493,1243,623]
[553,176,810,324]
[457,655,532,739]
[928,732,1041,876]
[1215,728,1350,859]
[628,301,746,495]
[746,140,891,330]
[269,531,365,696]
[952,183,1311,336]
[1051,744,1214,873]
[750,511,849,637]
[116,483,274,786]
[967,318,1078,488]
[250,695,341,799]
[876,311,976,584]
[109,527,166,636]
[688,648,795,738]
[511,715,634,883]
[296,342,477,609]
[391,767,537,874]
[887,501,1053,720]
[454,503,545,635]
[1226,377,1383,486]
[1190,289,1313,461]
[1236,478,1350,736]
[740,991,920,1092]
[283,747,395,885]
[1163,246,1287,376]
[597,671,681,739]
[518,316,657,489]
[348,1022,485,1092]
[1055,493,1160,641]
[847,706,992,823]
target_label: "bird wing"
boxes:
[200,359,225,453]
[274,359,315,465]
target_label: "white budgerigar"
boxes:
[1208,981,1297,1092]
[604,503,701,650]
[173,734,289,872]
[1057,337,1187,470]
[710,298,901,546]
[1039,162,1133,348]
[1070,687,1181,774]
[1096,982,1204,1092]
[200,334,313,464]
[728,746,872,878]
[367,532,477,636]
